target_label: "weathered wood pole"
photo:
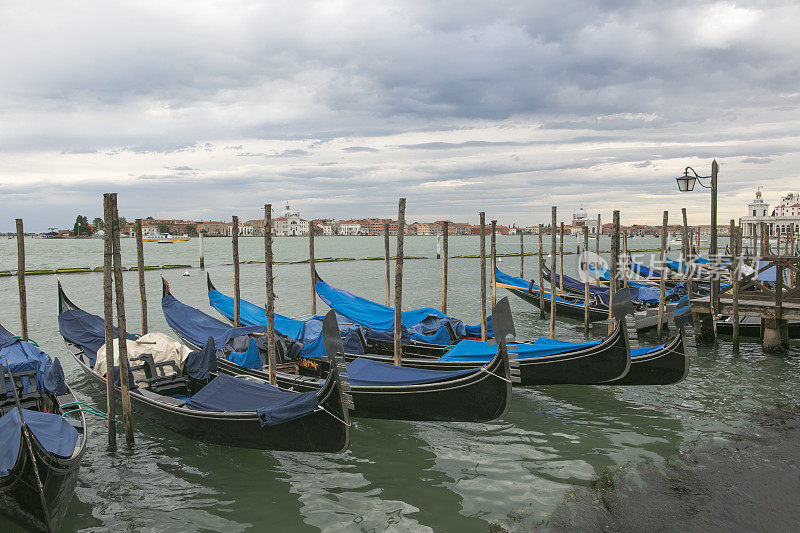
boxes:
[657,211,668,341]
[550,207,557,339]
[681,208,691,288]
[384,223,391,307]
[231,216,241,327]
[394,199,406,365]
[264,205,276,383]
[608,210,620,335]
[583,226,590,336]
[109,194,134,445]
[101,196,117,451]
[134,219,147,335]
[309,221,316,315]
[519,231,524,278]
[558,222,564,291]
[731,220,741,352]
[479,212,488,341]
[15,219,27,341]
[199,231,205,270]
[491,220,497,309]
[441,221,449,314]
[710,160,719,313]
[596,214,601,286]
[622,232,628,288]
[537,224,546,319]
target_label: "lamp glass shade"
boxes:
[676,175,696,192]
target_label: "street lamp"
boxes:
[675,160,719,321]
[676,167,712,192]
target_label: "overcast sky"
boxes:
[2,1,799,231]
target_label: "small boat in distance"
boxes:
[143,233,191,243]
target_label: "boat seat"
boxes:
[443,321,458,343]
[355,328,369,352]
[0,369,42,414]
[129,353,190,396]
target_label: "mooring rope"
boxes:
[60,401,118,421]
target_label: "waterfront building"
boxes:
[273,203,310,236]
[337,221,362,235]
[739,189,800,238]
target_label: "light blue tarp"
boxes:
[0,409,79,477]
[439,337,601,362]
[315,281,489,341]
[345,358,478,386]
[2,324,69,395]
[208,289,304,340]
[494,269,585,305]
[631,345,664,357]
[227,338,262,369]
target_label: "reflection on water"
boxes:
[0,235,797,531]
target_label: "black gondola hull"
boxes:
[604,333,688,385]
[66,343,349,453]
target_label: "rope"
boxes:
[12,336,39,347]
[316,405,351,427]
[480,366,512,384]
[60,401,118,421]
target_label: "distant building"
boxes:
[197,221,228,236]
[570,208,599,235]
[739,189,800,238]
[273,203,309,236]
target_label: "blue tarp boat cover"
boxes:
[439,337,600,362]
[629,261,662,279]
[345,357,478,386]
[0,409,79,477]
[495,269,586,306]
[184,337,218,380]
[185,373,318,427]
[208,289,305,339]
[58,309,137,366]
[164,293,362,359]
[226,338,262,369]
[631,345,665,357]
[2,324,68,395]
[315,281,490,341]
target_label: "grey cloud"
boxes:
[342,146,379,153]
[741,157,773,164]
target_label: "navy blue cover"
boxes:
[185,373,318,427]
[58,309,137,366]
[345,357,478,387]
[184,337,218,380]
[0,409,79,477]
[1,323,68,395]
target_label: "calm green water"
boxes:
[1,236,797,532]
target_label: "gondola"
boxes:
[494,268,611,321]
[207,274,451,358]
[57,283,351,452]
[715,315,800,339]
[163,279,516,422]
[1,321,87,532]
[213,275,632,386]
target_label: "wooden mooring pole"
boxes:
[264,205,276,383]
[384,223,391,307]
[731,220,741,352]
[657,211,668,341]
[491,220,497,309]
[134,219,147,335]
[537,224,546,319]
[109,194,134,445]
[394,198,406,365]
[550,207,557,339]
[480,212,488,342]
[199,231,205,270]
[309,221,316,315]
[608,210,620,335]
[102,197,117,451]
[519,231,524,278]
[15,219,27,341]
[622,232,628,288]
[558,222,564,291]
[583,226,590,336]
[231,216,241,327]
[595,214,601,287]
[441,221,448,314]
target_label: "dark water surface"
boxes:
[0,236,797,532]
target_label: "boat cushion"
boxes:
[345,357,478,387]
[0,409,79,477]
[185,373,319,427]
[95,332,192,378]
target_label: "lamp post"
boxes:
[676,161,719,312]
